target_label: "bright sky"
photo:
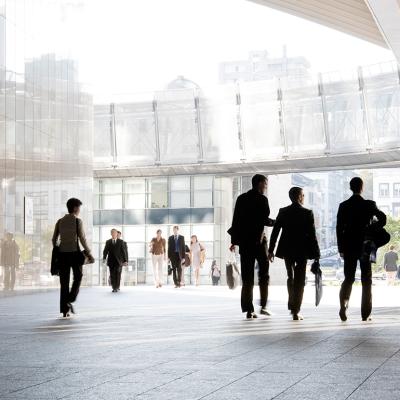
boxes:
[73,0,394,99]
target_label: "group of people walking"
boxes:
[228,174,387,322]
[52,173,388,321]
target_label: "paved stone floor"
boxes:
[1,284,400,399]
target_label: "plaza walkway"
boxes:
[0,285,400,399]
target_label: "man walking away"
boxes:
[268,187,320,321]
[228,174,275,319]
[336,177,386,322]
[384,245,398,285]
[168,226,186,288]
[103,229,128,292]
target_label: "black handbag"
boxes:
[51,246,60,276]
[167,262,173,276]
[75,219,93,265]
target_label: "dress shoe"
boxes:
[362,316,372,322]
[67,303,75,314]
[339,306,348,322]
[62,312,70,318]
[260,308,273,316]
[246,312,258,319]
[293,314,304,321]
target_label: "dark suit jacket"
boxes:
[103,239,128,267]
[167,235,186,259]
[228,189,274,250]
[336,195,386,256]
[268,202,320,260]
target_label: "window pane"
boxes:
[193,191,213,207]
[191,225,214,242]
[169,208,191,224]
[103,194,122,209]
[123,226,145,242]
[102,179,122,193]
[148,178,168,208]
[127,243,145,258]
[170,176,190,191]
[191,208,214,223]
[101,210,123,225]
[146,209,169,225]
[124,179,145,193]
[171,191,190,208]
[123,209,146,224]
[193,176,213,190]
[125,193,145,209]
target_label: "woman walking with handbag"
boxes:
[190,235,205,286]
[149,229,166,288]
[52,198,94,317]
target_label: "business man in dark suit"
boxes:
[336,177,386,322]
[168,225,186,288]
[117,230,129,264]
[228,174,275,319]
[268,187,320,320]
[103,229,128,292]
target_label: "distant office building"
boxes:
[219,47,311,85]
[373,169,400,217]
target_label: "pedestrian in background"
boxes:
[1,232,20,291]
[150,229,166,288]
[210,260,221,286]
[383,245,398,285]
[190,235,205,286]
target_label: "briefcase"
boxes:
[311,260,323,306]
[50,246,60,276]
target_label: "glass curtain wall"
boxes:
[0,1,93,289]
[93,176,229,286]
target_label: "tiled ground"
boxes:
[0,285,400,399]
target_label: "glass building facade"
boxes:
[93,175,234,285]
[0,1,93,288]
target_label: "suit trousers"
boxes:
[170,252,182,286]
[3,266,16,290]
[59,252,83,314]
[284,258,307,315]
[340,253,372,319]
[109,264,122,290]
[239,241,269,313]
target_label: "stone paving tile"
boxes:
[1,287,400,400]
[348,389,400,400]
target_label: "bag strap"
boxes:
[75,218,80,252]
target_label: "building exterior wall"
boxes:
[0,1,93,288]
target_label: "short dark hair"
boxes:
[117,230,122,235]
[251,174,267,189]
[289,187,303,203]
[66,198,82,213]
[349,177,363,193]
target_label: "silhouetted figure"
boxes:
[167,226,186,288]
[336,177,386,321]
[103,229,128,292]
[52,198,94,317]
[383,245,398,285]
[228,174,275,319]
[268,187,320,320]
[1,233,20,291]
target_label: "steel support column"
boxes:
[152,99,161,165]
[358,66,373,151]
[318,73,331,154]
